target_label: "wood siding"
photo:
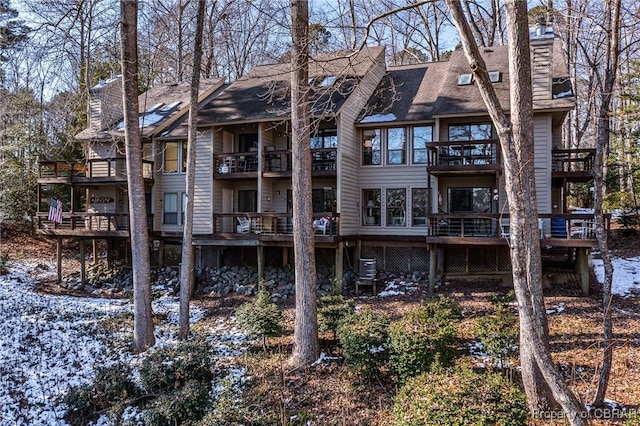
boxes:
[531,43,552,101]
[193,131,214,234]
[338,49,387,235]
[534,115,552,215]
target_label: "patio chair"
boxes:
[313,216,330,234]
[236,216,250,233]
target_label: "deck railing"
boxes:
[427,140,499,167]
[426,212,608,240]
[213,212,339,236]
[214,147,337,176]
[37,213,154,232]
[552,149,595,173]
[38,159,154,180]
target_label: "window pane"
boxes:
[412,126,432,164]
[181,142,188,172]
[448,187,492,213]
[362,129,381,165]
[164,142,178,173]
[412,188,429,226]
[362,189,381,225]
[470,124,492,140]
[387,128,405,165]
[164,193,178,224]
[386,188,406,226]
[238,190,257,212]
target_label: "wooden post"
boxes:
[56,237,62,283]
[429,244,437,294]
[335,242,344,294]
[282,246,289,267]
[92,239,99,264]
[257,244,264,285]
[577,248,590,296]
[79,239,86,288]
[106,238,113,269]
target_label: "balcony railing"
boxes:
[427,140,499,169]
[212,212,339,236]
[37,212,154,233]
[38,159,154,181]
[552,148,595,173]
[214,147,337,176]
[425,212,609,241]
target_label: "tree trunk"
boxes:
[446,1,585,422]
[120,0,155,352]
[289,0,319,368]
[593,0,621,406]
[179,0,205,340]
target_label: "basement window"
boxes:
[488,71,501,83]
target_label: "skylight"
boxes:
[457,73,473,85]
[319,76,337,87]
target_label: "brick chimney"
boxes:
[88,75,123,130]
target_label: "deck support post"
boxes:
[257,244,264,285]
[106,238,113,269]
[92,239,99,264]
[577,248,590,296]
[429,244,437,294]
[56,237,62,283]
[79,239,86,288]
[335,242,344,294]
[282,246,289,267]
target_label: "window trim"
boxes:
[163,192,178,225]
[362,128,382,166]
[162,140,187,174]
[386,127,406,165]
[412,125,432,165]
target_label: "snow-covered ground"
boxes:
[0,260,250,425]
[0,254,637,425]
[593,256,640,298]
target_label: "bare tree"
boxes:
[120,0,155,352]
[289,0,319,368]
[592,0,622,406]
[446,0,585,422]
[179,0,205,340]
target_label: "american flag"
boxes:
[48,198,63,224]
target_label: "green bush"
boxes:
[392,367,528,426]
[64,362,140,426]
[318,294,355,339]
[336,307,389,378]
[476,303,518,369]
[388,296,462,382]
[235,290,283,351]
[139,337,213,394]
[143,380,210,426]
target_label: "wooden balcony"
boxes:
[38,159,154,185]
[552,148,595,182]
[426,140,501,175]
[202,212,339,243]
[425,212,609,248]
[36,212,140,237]
[214,148,337,179]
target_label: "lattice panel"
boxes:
[468,247,497,273]
[385,246,409,273]
[497,247,512,272]
[444,247,467,274]
[410,247,430,272]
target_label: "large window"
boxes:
[412,126,432,164]
[448,123,492,141]
[362,189,381,225]
[239,133,258,152]
[362,129,381,165]
[163,193,178,224]
[312,187,336,213]
[448,187,492,213]
[163,141,187,173]
[387,128,406,165]
[412,188,429,226]
[311,129,337,149]
[386,188,406,226]
[237,190,257,212]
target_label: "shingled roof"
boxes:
[357,42,574,125]
[196,46,386,125]
[75,78,224,141]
